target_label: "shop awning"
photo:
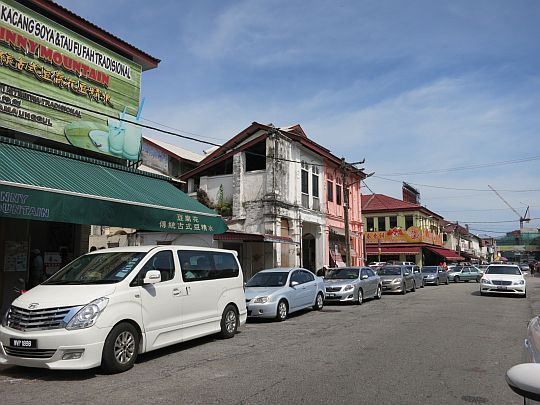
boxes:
[366,246,421,254]
[0,138,227,234]
[424,246,464,261]
[214,231,297,244]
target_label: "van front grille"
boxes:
[6,305,79,332]
[4,347,57,358]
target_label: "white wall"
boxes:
[135,232,216,248]
[200,174,233,203]
[244,171,266,201]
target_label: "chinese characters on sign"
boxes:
[159,213,215,233]
[365,226,443,246]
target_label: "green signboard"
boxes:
[0,0,143,160]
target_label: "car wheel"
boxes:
[476,277,480,283]
[435,278,439,286]
[356,289,363,305]
[401,283,407,294]
[313,293,324,310]
[101,322,139,374]
[276,300,288,321]
[375,285,382,299]
[523,291,527,298]
[454,276,459,283]
[445,277,449,285]
[219,304,238,339]
[411,282,416,292]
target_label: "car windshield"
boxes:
[485,266,522,275]
[378,267,401,276]
[246,272,288,287]
[325,268,360,279]
[43,252,147,285]
[422,267,438,273]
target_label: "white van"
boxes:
[0,245,247,373]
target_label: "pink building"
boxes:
[324,160,365,268]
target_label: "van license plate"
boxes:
[10,338,37,348]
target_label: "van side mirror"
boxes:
[506,363,540,402]
[143,270,161,285]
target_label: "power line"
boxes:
[376,156,540,176]
[372,176,540,193]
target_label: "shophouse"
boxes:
[441,221,483,263]
[182,122,366,278]
[362,185,462,266]
[0,0,226,313]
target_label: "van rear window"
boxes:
[177,251,239,282]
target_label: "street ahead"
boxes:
[1,276,539,404]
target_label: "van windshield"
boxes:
[43,252,147,285]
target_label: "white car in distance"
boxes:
[480,264,526,297]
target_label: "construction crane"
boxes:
[488,185,530,229]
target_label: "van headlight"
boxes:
[66,297,109,330]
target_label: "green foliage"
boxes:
[196,188,214,209]
[215,185,232,217]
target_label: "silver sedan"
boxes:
[323,267,382,304]
[244,268,325,321]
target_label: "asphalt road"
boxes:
[1,275,539,405]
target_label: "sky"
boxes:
[55,0,540,236]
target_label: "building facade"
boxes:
[182,122,366,278]
[362,190,463,266]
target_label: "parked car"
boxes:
[0,246,247,373]
[480,264,526,297]
[244,268,325,321]
[405,265,424,289]
[387,261,416,266]
[378,265,415,294]
[476,264,488,277]
[447,266,481,283]
[323,267,382,304]
[506,316,540,404]
[421,266,449,285]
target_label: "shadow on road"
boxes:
[471,290,527,299]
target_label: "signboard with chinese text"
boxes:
[365,226,443,246]
[0,0,143,160]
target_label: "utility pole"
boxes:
[341,158,351,266]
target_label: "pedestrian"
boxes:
[29,249,45,288]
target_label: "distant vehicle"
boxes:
[323,267,382,304]
[244,268,325,321]
[387,261,416,266]
[476,265,488,276]
[368,262,386,267]
[520,263,531,272]
[480,264,526,297]
[447,266,481,283]
[405,265,424,289]
[421,266,449,285]
[378,265,415,294]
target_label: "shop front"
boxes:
[0,1,227,313]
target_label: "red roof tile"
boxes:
[361,194,443,219]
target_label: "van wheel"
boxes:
[101,322,139,374]
[276,300,288,321]
[313,293,324,310]
[220,305,239,339]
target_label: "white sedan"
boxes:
[480,264,526,297]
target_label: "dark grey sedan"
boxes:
[324,267,382,304]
